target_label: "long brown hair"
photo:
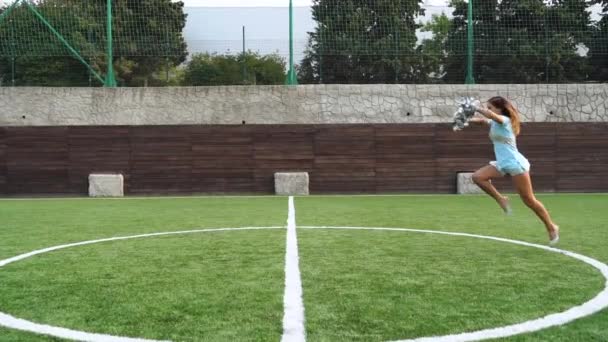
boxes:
[488,96,521,136]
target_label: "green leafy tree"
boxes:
[182,52,286,86]
[296,41,317,84]
[112,0,188,86]
[417,13,452,82]
[442,0,592,83]
[0,0,187,86]
[299,0,425,84]
[589,0,608,81]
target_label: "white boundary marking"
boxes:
[0,225,606,341]
[0,227,282,342]
[281,196,306,342]
[300,226,608,342]
[1,193,606,201]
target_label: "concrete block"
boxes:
[89,174,124,197]
[457,172,483,194]
[274,172,309,196]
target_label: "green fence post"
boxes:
[285,0,298,85]
[465,0,475,84]
[104,0,117,87]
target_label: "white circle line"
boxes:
[0,226,284,342]
[299,226,608,342]
[1,226,606,342]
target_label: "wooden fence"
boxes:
[0,123,606,195]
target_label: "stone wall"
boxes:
[0,84,606,126]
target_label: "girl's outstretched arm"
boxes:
[476,106,505,124]
[468,117,491,125]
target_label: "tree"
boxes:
[441,0,592,83]
[182,52,286,86]
[417,13,452,82]
[111,0,188,86]
[589,0,608,81]
[296,41,317,84]
[299,0,425,84]
[0,0,187,86]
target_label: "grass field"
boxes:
[0,194,607,342]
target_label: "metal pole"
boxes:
[465,0,475,84]
[165,28,170,83]
[544,9,549,83]
[395,0,401,84]
[166,58,170,83]
[285,0,298,85]
[243,25,247,83]
[11,57,15,86]
[88,27,93,87]
[10,18,15,86]
[105,0,117,87]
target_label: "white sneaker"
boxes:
[549,234,559,245]
[549,225,560,245]
[501,197,512,215]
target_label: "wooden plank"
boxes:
[191,128,253,187]
[373,124,436,137]
[192,177,255,193]
[191,126,255,194]
[555,123,608,192]
[375,158,437,192]
[6,127,70,194]
[0,122,606,195]
[314,126,375,157]
[129,126,193,194]
[374,125,437,193]
[0,127,6,194]
[435,124,494,159]
[522,124,558,191]
[556,176,608,192]
[310,180,377,193]
[252,126,315,193]
[311,126,375,193]
[68,126,131,193]
[376,176,441,193]
[517,123,557,161]
[375,125,435,157]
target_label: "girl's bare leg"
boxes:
[512,172,559,242]
[472,165,511,214]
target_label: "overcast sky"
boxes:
[180,0,448,6]
[0,0,449,6]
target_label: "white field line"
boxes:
[300,226,608,342]
[1,225,606,342]
[1,193,606,201]
[0,314,168,342]
[281,196,306,342]
[0,227,283,342]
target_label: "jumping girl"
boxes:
[469,96,560,245]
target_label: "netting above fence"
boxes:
[0,0,187,57]
[298,0,608,84]
[0,0,607,86]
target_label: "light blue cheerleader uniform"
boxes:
[488,117,530,176]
